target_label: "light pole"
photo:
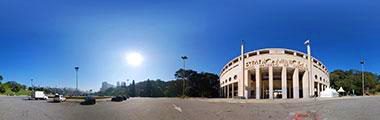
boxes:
[360,59,365,96]
[30,79,34,92]
[181,56,188,97]
[241,40,246,99]
[304,39,313,97]
[75,67,79,94]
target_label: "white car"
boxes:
[53,94,66,102]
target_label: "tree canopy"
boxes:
[330,69,380,95]
[98,69,220,98]
[0,75,3,84]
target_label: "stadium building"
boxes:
[220,41,329,99]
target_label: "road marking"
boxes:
[172,104,182,113]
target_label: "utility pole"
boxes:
[360,59,365,96]
[181,56,188,97]
[75,67,79,95]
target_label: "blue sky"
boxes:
[0,0,379,91]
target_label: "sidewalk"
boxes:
[194,96,378,104]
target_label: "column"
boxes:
[322,85,325,91]
[227,84,230,98]
[269,66,274,99]
[327,80,330,88]
[232,83,235,98]
[224,86,227,97]
[317,82,320,97]
[281,66,287,99]
[244,70,250,98]
[255,67,261,99]
[221,86,224,97]
[311,75,315,96]
[220,87,222,97]
[302,71,309,98]
[293,68,299,99]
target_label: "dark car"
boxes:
[111,96,124,102]
[80,96,96,105]
[121,95,129,100]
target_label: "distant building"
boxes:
[121,81,127,87]
[116,81,120,87]
[100,82,114,92]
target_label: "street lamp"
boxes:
[75,67,79,94]
[360,59,365,96]
[181,56,188,97]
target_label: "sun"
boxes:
[126,52,144,67]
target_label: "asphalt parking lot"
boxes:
[0,96,379,120]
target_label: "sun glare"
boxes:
[126,52,144,67]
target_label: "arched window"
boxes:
[234,75,237,80]
[314,75,318,80]
[229,77,231,81]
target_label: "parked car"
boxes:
[31,91,48,100]
[121,95,128,100]
[111,96,124,102]
[81,96,96,105]
[53,94,66,102]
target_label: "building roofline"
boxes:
[219,48,327,76]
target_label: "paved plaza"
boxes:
[0,96,379,120]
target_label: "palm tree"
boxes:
[0,75,3,84]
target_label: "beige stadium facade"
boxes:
[220,47,330,99]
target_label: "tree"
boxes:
[175,69,198,96]
[129,80,136,97]
[164,80,182,97]
[9,82,21,93]
[330,69,380,95]
[0,86,5,93]
[151,79,166,97]
[142,79,153,97]
[174,69,220,97]
[96,69,221,98]
[0,75,3,84]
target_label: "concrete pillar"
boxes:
[255,67,261,99]
[244,70,249,98]
[317,82,320,97]
[269,66,274,99]
[238,73,244,97]
[327,80,330,88]
[232,83,235,98]
[220,87,222,97]
[224,86,227,97]
[227,84,230,98]
[302,71,309,98]
[221,86,223,97]
[281,66,287,99]
[293,68,299,99]
[311,74,315,97]
[322,85,325,91]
